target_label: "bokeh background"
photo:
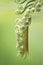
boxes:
[0,0,43,65]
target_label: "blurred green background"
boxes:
[0,0,43,65]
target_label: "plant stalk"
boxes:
[23,26,29,55]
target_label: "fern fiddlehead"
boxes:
[15,0,43,57]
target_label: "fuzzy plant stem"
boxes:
[15,0,43,57]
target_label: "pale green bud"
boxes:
[16,44,19,48]
[36,2,42,8]
[18,5,23,10]
[16,24,20,28]
[17,37,23,43]
[19,19,22,22]
[20,25,25,30]
[16,9,20,14]
[20,46,24,49]
[22,16,26,21]
[25,9,31,18]
[35,2,42,12]
[30,7,35,13]
[18,42,23,46]
[16,18,19,22]
[25,21,29,26]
